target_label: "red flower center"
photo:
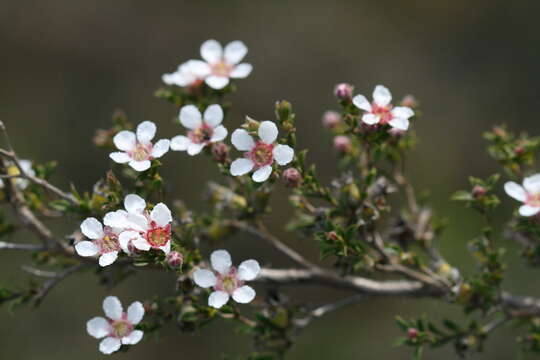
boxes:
[188,124,214,144]
[371,103,393,124]
[146,222,171,248]
[247,142,274,168]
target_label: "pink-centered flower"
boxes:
[193,249,260,309]
[352,85,414,131]
[75,218,122,267]
[110,121,170,172]
[86,296,144,355]
[170,104,228,155]
[504,174,540,216]
[162,59,210,88]
[230,121,294,182]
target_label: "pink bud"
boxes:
[401,95,417,108]
[322,111,341,129]
[282,168,302,187]
[212,142,229,164]
[407,328,419,339]
[333,136,351,153]
[166,251,183,269]
[334,83,353,101]
[472,185,486,198]
[514,146,525,156]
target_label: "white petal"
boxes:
[122,330,143,345]
[200,39,223,64]
[519,205,540,217]
[80,218,104,240]
[113,131,136,151]
[159,241,171,255]
[193,269,217,288]
[352,94,372,111]
[258,121,278,144]
[150,203,172,227]
[273,144,294,165]
[179,105,202,130]
[224,40,248,64]
[391,106,414,120]
[103,210,129,229]
[132,238,151,251]
[231,129,255,151]
[208,291,229,309]
[187,142,205,156]
[162,72,184,86]
[170,135,190,151]
[388,117,410,131]
[125,213,149,232]
[109,152,131,163]
[99,337,121,355]
[210,125,228,142]
[118,231,142,252]
[75,241,99,257]
[127,301,145,324]
[373,85,392,107]
[230,63,253,78]
[211,249,232,274]
[151,139,170,158]
[252,165,273,182]
[87,317,110,339]
[230,158,254,176]
[103,296,123,320]
[504,182,527,202]
[129,160,151,172]
[99,251,118,267]
[205,76,230,90]
[237,259,260,281]
[362,113,379,125]
[186,59,211,77]
[136,121,156,144]
[124,194,146,214]
[232,285,256,304]
[203,104,224,127]
[524,174,540,194]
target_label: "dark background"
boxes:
[1,0,540,359]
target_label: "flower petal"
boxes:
[87,317,110,339]
[210,125,228,142]
[504,181,527,202]
[81,218,104,239]
[103,296,123,320]
[75,241,99,257]
[211,249,232,274]
[127,301,145,324]
[179,105,202,130]
[129,160,151,172]
[230,63,252,78]
[151,139,170,158]
[352,94,372,112]
[113,131,136,152]
[237,259,260,281]
[187,142,205,156]
[122,330,143,345]
[118,231,142,252]
[205,76,229,90]
[519,205,540,217]
[258,121,278,144]
[99,337,121,355]
[273,144,294,165]
[136,121,156,144]
[159,241,171,255]
[208,291,229,309]
[230,158,254,176]
[388,117,410,131]
[200,39,223,64]
[186,59,211,77]
[99,251,118,267]
[224,40,248,64]
[132,238,151,251]
[373,85,392,107]
[124,194,146,214]
[231,129,255,151]
[391,106,414,120]
[125,213,149,232]
[524,174,540,194]
[150,203,172,227]
[103,210,128,229]
[193,269,217,288]
[252,165,272,182]
[170,135,190,151]
[203,104,224,127]
[362,113,379,125]
[109,152,131,163]
[232,285,256,304]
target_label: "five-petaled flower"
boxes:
[193,249,260,309]
[110,121,170,172]
[230,121,294,182]
[86,296,145,355]
[504,174,540,216]
[352,85,414,131]
[162,59,210,88]
[170,104,228,155]
[75,218,122,267]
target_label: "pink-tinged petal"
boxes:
[230,158,254,176]
[151,139,170,158]
[179,105,202,130]
[113,131,136,152]
[362,113,379,125]
[109,152,131,164]
[231,129,255,151]
[224,40,248,64]
[211,249,232,274]
[127,301,145,324]
[258,121,278,144]
[210,125,228,142]
[237,259,260,281]
[205,76,229,90]
[187,142,205,156]
[203,104,224,127]
[504,182,527,202]
[232,285,256,304]
[372,85,392,107]
[391,106,414,120]
[124,194,146,214]
[75,241,99,257]
[99,251,118,267]
[87,317,110,339]
[273,144,294,165]
[523,174,540,194]
[388,117,410,131]
[103,296,123,320]
[519,205,540,217]
[80,218,104,240]
[136,121,156,144]
[132,238,151,251]
[352,94,372,112]
[193,269,217,288]
[129,160,151,172]
[99,337,121,355]
[170,135,190,151]
[200,39,223,64]
[103,210,129,229]
[230,63,252,78]
[252,165,272,182]
[122,330,143,345]
[150,203,172,227]
[208,291,229,309]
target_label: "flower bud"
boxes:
[400,95,417,108]
[334,83,353,101]
[514,146,525,156]
[166,251,184,269]
[322,111,340,129]
[407,328,419,340]
[212,142,229,164]
[472,185,486,198]
[282,168,301,187]
[333,136,351,153]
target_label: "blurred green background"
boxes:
[2,0,540,359]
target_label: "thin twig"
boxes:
[0,241,45,251]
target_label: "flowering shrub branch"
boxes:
[2,39,540,359]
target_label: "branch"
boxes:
[0,241,45,251]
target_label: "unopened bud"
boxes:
[334,83,353,101]
[322,111,341,129]
[514,146,525,155]
[166,251,184,269]
[326,231,339,241]
[333,136,351,153]
[407,328,419,339]
[282,168,301,187]
[400,95,417,108]
[472,185,486,198]
[212,142,229,164]
[492,126,507,139]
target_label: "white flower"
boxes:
[352,85,414,131]
[0,159,35,190]
[162,59,210,88]
[198,39,253,90]
[109,121,170,172]
[170,104,228,155]
[75,218,122,267]
[86,296,145,355]
[193,249,260,309]
[504,174,540,216]
[105,194,173,254]
[229,121,294,182]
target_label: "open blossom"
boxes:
[230,121,294,182]
[193,249,260,309]
[105,194,173,254]
[170,104,228,155]
[504,174,540,216]
[110,121,170,172]
[0,159,35,190]
[352,85,414,131]
[162,59,210,88]
[75,218,121,267]
[86,296,144,355]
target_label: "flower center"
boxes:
[98,232,120,253]
[371,103,393,124]
[211,61,232,77]
[527,193,540,207]
[131,143,152,162]
[110,319,133,338]
[146,223,171,248]
[188,124,214,144]
[247,142,274,168]
[221,275,238,293]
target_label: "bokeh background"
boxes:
[2,0,540,359]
